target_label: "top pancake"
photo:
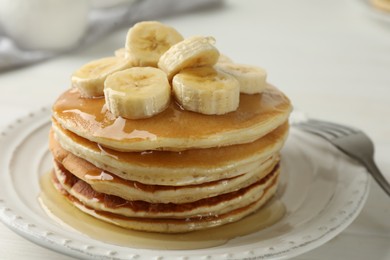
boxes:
[52,84,292,152]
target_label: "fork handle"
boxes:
[363,158,390,196]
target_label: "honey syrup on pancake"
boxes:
[39,172,285,250]
[53,84,290,141]
[53,120,288,169]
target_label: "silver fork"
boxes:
[295,119,390,196]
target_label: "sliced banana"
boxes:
[71,56,131,98]
[158,36,220,80]
[125,21,184,67]
[114,48,125,58]
[217,53,234,64]
[216,63,267,94]
[172,67,240,115]
[104,67,171,119]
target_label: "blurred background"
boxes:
[0,0,390,259]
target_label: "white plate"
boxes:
[0,107,370,260]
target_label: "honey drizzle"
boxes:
[53,84,291,141]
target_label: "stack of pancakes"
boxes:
[49,84,291,233]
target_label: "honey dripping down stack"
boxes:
[48,21,292,233]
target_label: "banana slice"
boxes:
[71,56,131,98]
[172,67,240,115]
[158,36,220,80]
[104,67,171,119]
[217,53,234,64]
[125,21,184,67]
[216,63,267,94]
[114,48,125,58]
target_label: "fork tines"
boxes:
[296,119,359,139]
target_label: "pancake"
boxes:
[53,162,279,219]
[51,119,288,185]
[51,169,279,233]
[45,21,293,234]
[52,84,291,152]
[50,134,279,203]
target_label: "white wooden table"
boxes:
[0,0,389,259]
